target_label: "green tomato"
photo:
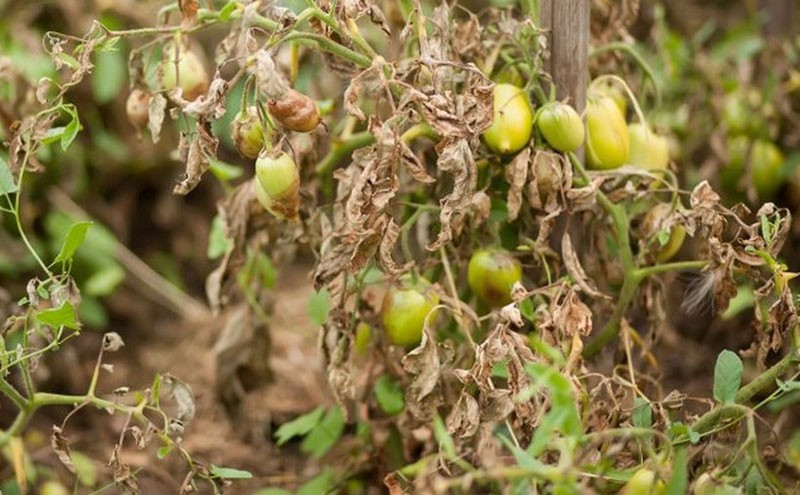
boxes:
[381,279,439,347]
[642,203,686,262]
[482,83,534,155]
[693,473,742,495]
[160,41,209,101]
[622,469,665,495]
[254,151,300,221]
[724,137,785,200]
[231,107,264,160]
[39,481,70,495]
[467,249,522,307]
[627,123,670,171]
[594,81,628,117]
[585,93,629,170]
[536,102,585,153]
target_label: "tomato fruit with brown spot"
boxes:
[468,249,522,307]
[381,279,439,347]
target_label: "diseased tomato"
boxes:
[268,88,320,133]
[627,123,670,171]
[585,93,629,170]
[724,137,785,201]
[482,83,534,155]
[125,89,151,128]
[642,203,686,262]
[536,102,585,153]
[621,469,665,495]
[254,151,300,221]
[467,249,522,307]
[381,278,439,347]
[231,107,264,159]
[160,41,209,101]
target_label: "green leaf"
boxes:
[296,468,334,495]
[71,451,97,487]
[274,407,324,446]
[374,374,405,416]
[664,448,688,495]
[308,289,331,326]
[207,213,231,260]
[156,445,172,459]
[301,406,345,458]
[36,301,79,330]
[721,285,755,321]
[0,155,17,195]
[91,47,126,104]
[84,264,125,297]
[61,112,82,150]
[713,350,743,404]
[209,157,244,182]
[53,221,92,266]
[632,397,652,429]
[209,465,253,479]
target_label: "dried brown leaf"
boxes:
[427,139,476,250]
[505,148,530,221]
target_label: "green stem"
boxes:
[315,131,376,176]
[0,376,28,411]
[590,42,661,105]
[279,32,372,68]
[633,260,709,279]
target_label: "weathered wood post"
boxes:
[540,0,591,114]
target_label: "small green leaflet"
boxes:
[274,407,324,446]
[0,155,17,195]
[632,397,652,429]
[53,221,93,266]
[301,406,345,458]
[37,301,80,330]
[308,289,331,326]
[374,374,405,415]
[210,465,253,479]
[713,350,743,404]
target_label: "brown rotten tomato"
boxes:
[254,151,300,221]
[160,40,209,101]
[482,83,534,155]
[468,249,522,307]
[381,278,439,347]
[126,89,151,128]
[585,92,629,170]
[536,102,585,153]
[268,88,320,133]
